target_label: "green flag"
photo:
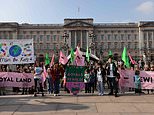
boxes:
[45,53,50,65]
[70,48,75,63]
[108,50,113,56]
[86,46,90,62]
[122,47,130,68]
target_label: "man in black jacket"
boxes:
[105,57,119,97]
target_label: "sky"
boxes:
[0,0,154,24]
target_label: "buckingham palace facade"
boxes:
[0,18,154,61]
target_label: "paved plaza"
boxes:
[0,92,154,115]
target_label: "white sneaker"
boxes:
[54,94,56,96]
[98,93,101,96]
[101,94,104,96]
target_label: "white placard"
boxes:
[0,39,34,64]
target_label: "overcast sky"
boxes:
[0,0,154,24]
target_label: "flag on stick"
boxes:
[50,54,54,67]
[42,66,47,83]
[75,48,85,66]
[70,48,75,63]
[122,47,130,68]
[86,46,90,62]
[128,53,137,65]
[45,53,50,65]
[108,50,113,57]
[59,51,68,65]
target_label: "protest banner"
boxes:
[66,66,85,95]
[0,39,34,64]
[0,72,34,88]
[119,70,154,89]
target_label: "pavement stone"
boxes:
[0,93,154,115]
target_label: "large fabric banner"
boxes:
[0,39,34,64]
[0,72,34,88]
[119,70,154,89]
[66,66,85,95]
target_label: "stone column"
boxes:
[147,32,149,49]
[139,27,144,56]
[75,31,77,46]
[81,30,82,48]
[87,31,89,48]
[152,31,154,49]
[68,31,71,48]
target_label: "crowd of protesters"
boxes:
[0,56,154,97]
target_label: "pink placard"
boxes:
[0,72,34,88]
[119,70,154,89]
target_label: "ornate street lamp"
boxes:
[62,32,69,55]
[147,47,151,64]
[89,33,96,54]
[63,32,69,43]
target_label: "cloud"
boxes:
[136,1,154,14]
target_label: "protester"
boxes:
[63,70,70,93]
[52,64,61,96]
[96,66,104,96]
[134,69,141,95]
[150,65,154,71]
[150,65,154,93]
[0,65,7,95]
[101,65,106,89]
[144,65,153,94]
[105,57,118,97]
[84,69,90,93]
[89,68,95,94]
[22,66,28,95]
[46,67,53,94]
[33,62,44,97]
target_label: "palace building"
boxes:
[0,18,154,62]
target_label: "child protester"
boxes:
[134,69,141,95]
[84,69,90,93]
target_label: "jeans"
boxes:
[34,78,43,94]
[85,83,90,93]
[47,77,53,93]
[89,82,95,93]
[108,77,118,95]
[97,81,104,94]
[53,78,60,94]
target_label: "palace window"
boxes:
[121,34,124,40]
[46,35,50,41]
[40,35,43,41]
[144,33,147,40]
[33,35,36,41]
[128,34,131,40]
[114,34,117,40]
[134,34,137,40]
[101,35,104,40]
[108,34,110,41]
[149,33,152,40]
[53,35,56,41]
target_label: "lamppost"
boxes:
[147,47,150,65]
[62,32,69,55]
[100,49,103,62]
[89,33,96,55]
